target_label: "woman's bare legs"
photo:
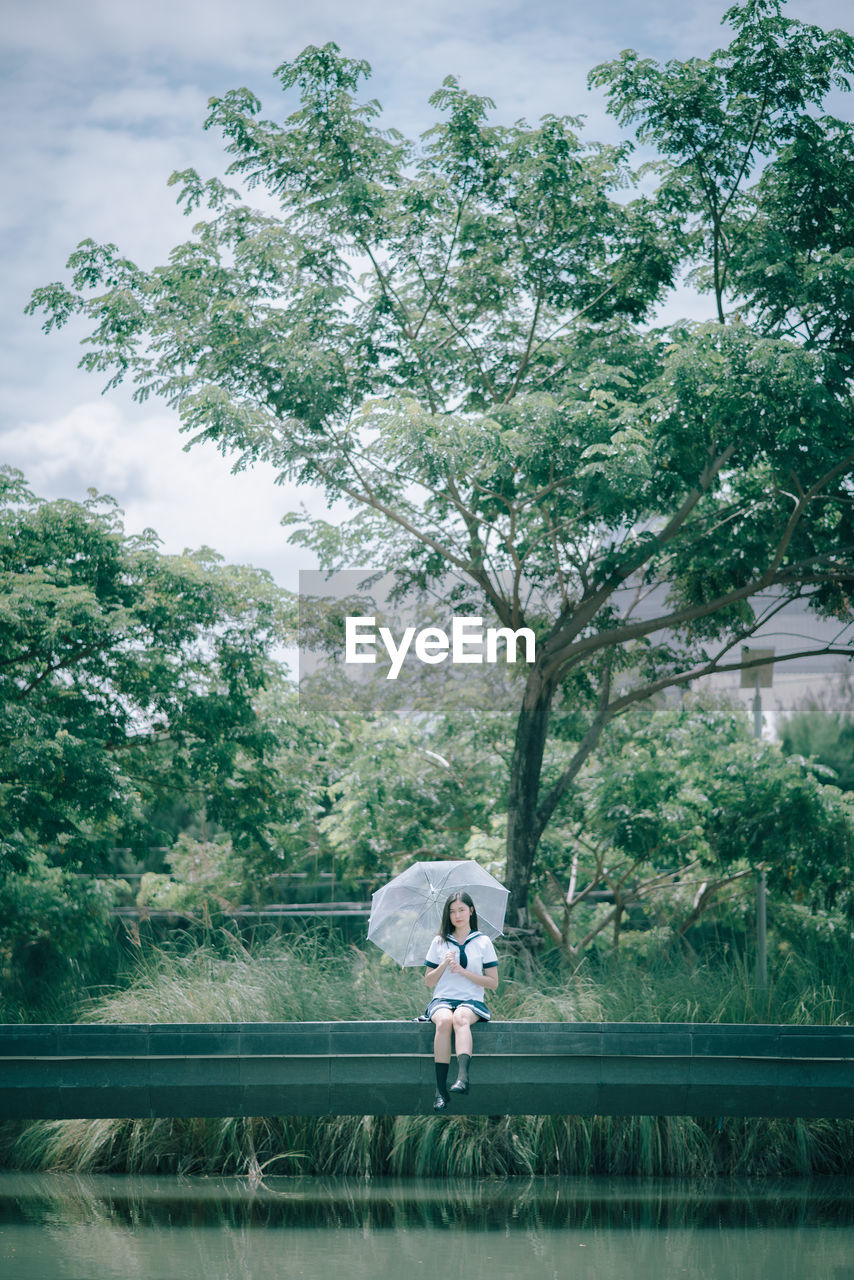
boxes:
[450,1007,478,1093]
[430,1009,453,1111]
[451,1006,478,1056]
[431,1007,480,1104]
[431,1008,453,1064]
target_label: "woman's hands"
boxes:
[425,951,453,988]
[425,947,498,990]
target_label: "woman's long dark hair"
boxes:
[439,891,478,938]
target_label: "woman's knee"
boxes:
[432,1010,453,1031]
[452,1007,475,1029]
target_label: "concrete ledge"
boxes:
[1,1021,852,1119]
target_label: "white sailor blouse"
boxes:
[424,931,498,1003]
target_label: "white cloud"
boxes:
[3,399,333,584]
[4,0,853,597]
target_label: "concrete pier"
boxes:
[1,1021,852,1119]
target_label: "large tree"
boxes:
[28,1,854,925]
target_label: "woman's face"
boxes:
[449,897,472,931]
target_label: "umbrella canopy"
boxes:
[367,860,509,967]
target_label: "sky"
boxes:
[2,0,852,593]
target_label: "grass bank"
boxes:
[3,925,853,1178]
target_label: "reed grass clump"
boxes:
[13,1110,853,1180]
[6,926,854,1178]
[80,929,419,1024]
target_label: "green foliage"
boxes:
[0,467,301,1007]
[532,696,854,952]
[590,0,854,324]
[136,835,240,914]
[729,115,854,371]
[0,467,295,873]
[307,655,514,881]
[26,4,854,918]
[595,698,853,895]
[780,692,854,793]
[0,852,125,1016]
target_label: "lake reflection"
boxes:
[1,1172,853,1280]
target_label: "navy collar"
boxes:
[446,931,481,967]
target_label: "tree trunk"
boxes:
[504,663,557,927]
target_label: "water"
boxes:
[1,1173,853,1280]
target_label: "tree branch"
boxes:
[542,444,854,683]
[538,442,738,674]
[607,645,854,719]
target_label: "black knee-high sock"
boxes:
[435,1062,450,1095]
[455,1053,471,1084]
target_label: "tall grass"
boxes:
[13,1110,852,1181]
[78,929,420,1025]
[578,933,854,1027]
[5,924,854,1178]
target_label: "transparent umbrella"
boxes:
[367,860,508,967]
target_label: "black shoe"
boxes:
[433,1090,449,1112]
[449,1078,469,1094]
